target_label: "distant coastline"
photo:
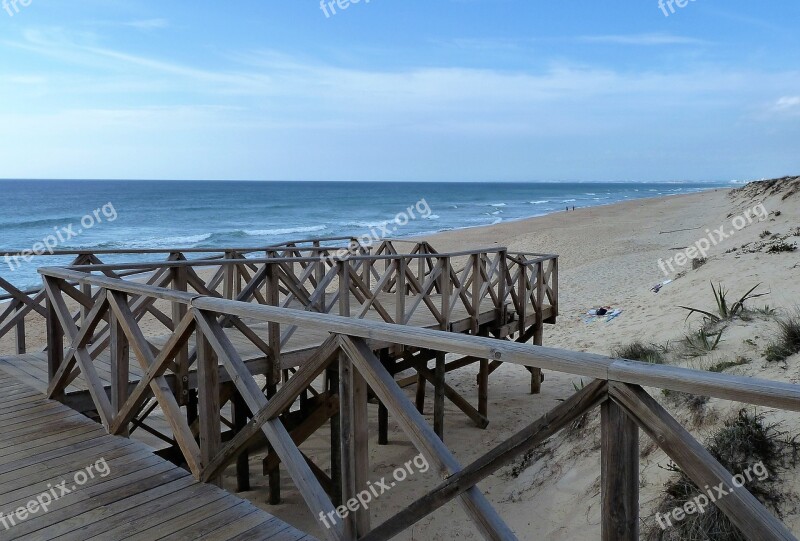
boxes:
[0,180,731,290]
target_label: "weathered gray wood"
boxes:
[232,390,251,492]
[110,307,130,436]
[202,335,339,481]
[0,368,316,541]
[15,309,26,354]
[171,263,190,405]
[413,360,489,429]
[193,310,346,541]
[109,311,195,435]
[339,335,517,541]
[43,278,115,426]
[360,379,607,541]
[434,351,446,439]
[609,360,800,412]
[610,382,796,541]
[106,290,202,474]
[197,324,222,487]
[45,297,65,403]
[601,400,639,541]
[47,291,109,397]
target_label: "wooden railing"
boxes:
[12,241,557,365]
[0,237,362,354]
[38,263,798,541]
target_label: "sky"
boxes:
[0,1,798,182]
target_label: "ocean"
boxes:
[0,180,731,290]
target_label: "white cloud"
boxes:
[0,27,798,180]
[773,96,800,110]
[576,33,707,46]
[123,19,169,30]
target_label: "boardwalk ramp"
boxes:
[0,368,314,541]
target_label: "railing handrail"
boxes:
[0,235,364,257]
[37,265,800,412]
[49,248,545,274]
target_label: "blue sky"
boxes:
[0,1,798,182]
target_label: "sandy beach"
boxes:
[221,179,800,539]
[2,180,798,540]
[5,3,799,538]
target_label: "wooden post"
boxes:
[378,349,390,446]
[434,351,446,440]
[478,359,489,418]
[338,261,370,535]
[110,302,130,436]
[232,390,251,492]
[517,259,527,336]
[434,257,452,439]
[478,329,489,418]
[363,248,372,290]
[265,261,282,504]
[417,251,425,290]
[529,262,545,394]
[15,302,26,355]
[441,257,452,330]
[550,258,559,320]
[238,254,245,296]
[187,390,198,427]
[45,279,64,402]
[265,261,281,383]
[396,258,406,324]
[601,400,639,541]
[329,361,342,506]
[415,364,426,414]
[171,264,189,406]
[81,282,91,321]
[315,252,326,312]
[610,382,795,541]
[378,402,389,445]
[76,253,92,321]
[223,250,235,300]
[197,326,222,488]
[339,351,371,536]
[497,250,508,324]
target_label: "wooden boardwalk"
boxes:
[0,241,562,541]
[0,368,316,541]
[0,291,542,399]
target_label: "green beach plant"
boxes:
[645,410,797,541]
[764,312,800,363]
[612,342,666,364]
[683,328,724,357]
[708,357,750,373]
[766,241,797,254]
[679,282,767,323]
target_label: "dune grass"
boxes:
[612,342,667,364]
[646,410,797,540]
[764,312,800,363]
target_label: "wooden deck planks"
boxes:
[0,369,316,541]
